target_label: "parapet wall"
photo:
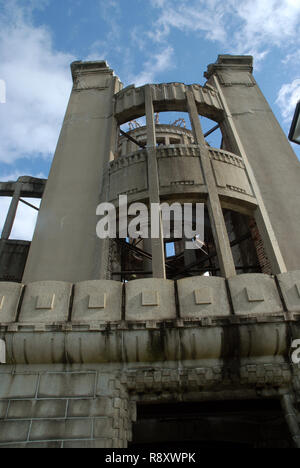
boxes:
[0,272,299,365]
[1,272,299,327]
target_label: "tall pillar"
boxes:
[23,61,122,283]
[205,55,299,271]
[186,88,236,278]
[145,86,166,279]
[1,180,22,241]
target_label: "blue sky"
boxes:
[0,0,300,239]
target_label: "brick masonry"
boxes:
[0,366,132,448]
[0,361,298,448]
[249,218,272,275]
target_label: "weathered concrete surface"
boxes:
[22,62,122,283]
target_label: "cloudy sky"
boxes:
[0,0,299,240]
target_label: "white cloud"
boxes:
[130,46,174,87]
[149,0,300,61]
[276,79,300,121]
[0,1,74,164]
[232,0,300,56]
[282,50,300,65]
[149,0,227,44]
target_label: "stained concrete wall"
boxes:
[22,62,122,284]
[205,55,300,271]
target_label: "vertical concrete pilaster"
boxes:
[1,180,22,241]
[186,87,236,278]
[22,62,122,283]
[145,85,166,279]
[205,56,293,272]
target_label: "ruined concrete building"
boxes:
[0,55,300,448]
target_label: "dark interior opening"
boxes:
[129,399,292,449]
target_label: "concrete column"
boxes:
[186,87,236,278]
[205,56,293,272]
[145,85,166,279]
[1,180,22,240]
[23,61,122,283]
[142,237,152,277]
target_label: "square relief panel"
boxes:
[194,287,213,305]
[36,294,55,310]
[142,291,159,307]
[178,277,230,319]
[126,279,176,321]
[73,281,122,323]
[88,293,107,310]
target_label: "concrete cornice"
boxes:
[70,60,114,82]
[204,55,254,79]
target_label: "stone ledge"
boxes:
[1,273,299,326]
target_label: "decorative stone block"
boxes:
[126,279,176,321]
[178,277,230,318]
[88,293,106,309]
[246,285,264,302]
[228,274,283,316]
[194,287,212,305]
[277,270,300,313]
[72,281,122,323]
[0,283,23,324]
[142,290,159,306]
[19,281,72,324]
[36,294,55,310]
